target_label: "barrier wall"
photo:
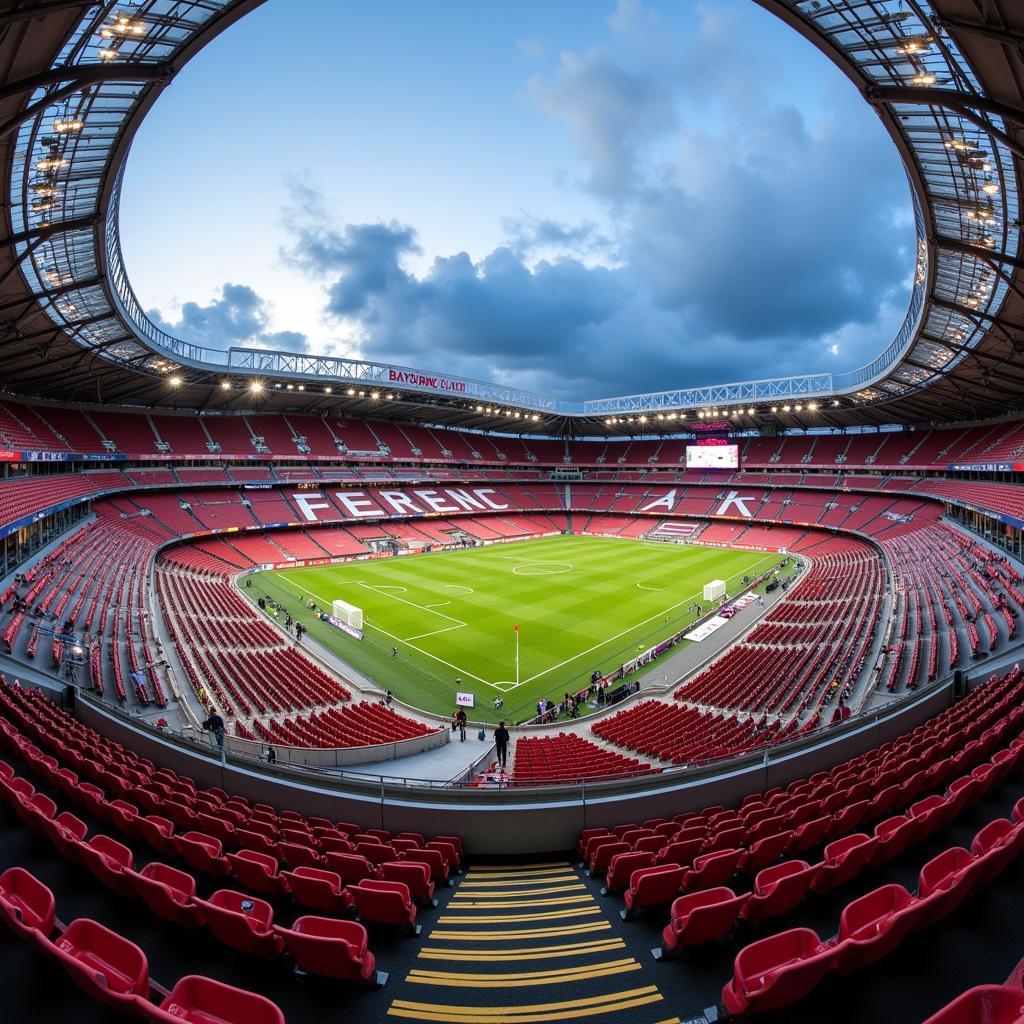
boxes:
[76,680,952,855]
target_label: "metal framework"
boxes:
[2,0,1023,429]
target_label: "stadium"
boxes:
[1,1,1024,1021]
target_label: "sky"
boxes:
[119,0,915,401]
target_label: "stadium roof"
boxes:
[1,0,1023,436]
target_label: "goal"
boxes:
[331,599,364,632]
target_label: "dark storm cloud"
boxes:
[147,283,309,354]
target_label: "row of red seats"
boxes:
[0,867,285,1021]
[511,732,656,783]
[718,804,1024,1017]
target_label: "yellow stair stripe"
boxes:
[439,907,600,924]
[387,986,663,1022]
[452,884,585,897]
[428,922,612,941]
[459,875,579,888]
[462,872,581,880]
[406,961,642,989]
[419,938,624,959]
[409,957,638,982]
[417,941,627,963]
[448,896,594,910]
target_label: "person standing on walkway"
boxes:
[455,707,467,741]
[494,721,510,770]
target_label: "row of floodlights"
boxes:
[602,400,839,426]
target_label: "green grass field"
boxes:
[241,535,781,722]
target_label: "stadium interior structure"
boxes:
[1,1,1024,1022]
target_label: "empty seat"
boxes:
[125,862,205,930]
[175,832,230,876]
[194,890,284,959]
[682,848,743,892]
[324,852,375,884]
[921,985,1024,1024]
[916,847,976,927]
[588,840,629,878]
[78,834,135,896]
[227,850,289,898]
[659,887,748,956]
[0,867,55,944]
[349,879,418,934]
[601,851,655,895]
[740,860,816,927]
[379,861,436,905]
[739,831,792,875]
[622,864,685,920]
[137,974,285,1024]
[281,866,353,916]
[832,884,919,974]
[722,926,834,1017]
[49,918,150,1012]
[811,833,877,894]
[277,916,379,982]
[403,848,450,885]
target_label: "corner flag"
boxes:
[513,624,519,633]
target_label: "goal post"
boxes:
[329,599,364,639]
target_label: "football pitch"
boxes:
[242,535,782,722]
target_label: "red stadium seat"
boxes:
[125,862,205,930]
[601,851,655,895]
[916,847,976,927]
[175,831,230,876]
[137,974,285,1024]
[722,927,834,1017]
[0,867,55,944]
[227,850,290,898]
[682,848,744,892]
[379,861,436,905]
[811,833,877,893]
[193,890,284,959]
[77,834,135,896]
[49,918,150,1011]
[622,864,685,919]
[659,887,748,956]
[281,866,353,916]
[349,879,419,934]
[323,852,375,884]
[740,860,816,926]
[921,985,1024,1024]
[832,883,919,974]
[277,916,380,983]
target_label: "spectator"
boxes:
[265,746,277,764]
[454,707,467,741]
[494,721,510,769]
[202,711,225,750]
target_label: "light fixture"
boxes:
[286,383,294,390]
[169,375,182,387]
[324,386,333,394]
[220,380,231,390]
[53,118,84,134]
[250,380,263,393]
[795,404,803,412]
[297,384,304,391]
[982,182,999,196]
[747,407,755,415]
[98,47,118,61]
[782,404,791,412]
[910,73,937,86]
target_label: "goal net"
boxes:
[332,599,364,632]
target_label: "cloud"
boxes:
[153,1,916,401]
[147,283,309,354]
[527,48,677,201]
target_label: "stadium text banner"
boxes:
[455,692,475,708]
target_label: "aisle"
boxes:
[386,861,677,1023]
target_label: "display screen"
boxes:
[686,444,739,470]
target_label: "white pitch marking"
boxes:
[521,554,780,685]
[443,584,474,595]
[424,601,451,609]
[271,574,493,687]
[636,581,666,592]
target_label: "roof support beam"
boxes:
[0,215,99,250]
[932,15,1024,50]
[0,62,172,103]
[864,85,1024,161]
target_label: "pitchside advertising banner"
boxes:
[455,692,475,708]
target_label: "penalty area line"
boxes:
[271,572,497,690]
